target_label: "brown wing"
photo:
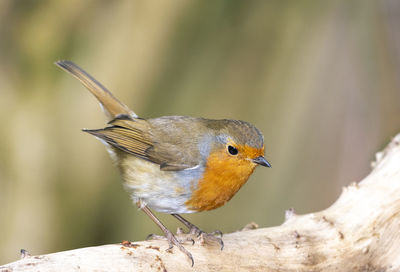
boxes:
[84,117,200,171]
[84,118,153,162]
[144,116,205,171]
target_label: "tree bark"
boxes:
[2,134,400,272]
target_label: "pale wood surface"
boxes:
[2,134,400,272]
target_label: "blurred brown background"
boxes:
[1,0,400,264]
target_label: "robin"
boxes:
[56,60,271,266]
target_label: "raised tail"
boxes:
[55,60,137,120]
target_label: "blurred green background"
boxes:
[1,0,400,264]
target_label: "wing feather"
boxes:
[84,118,153,162]
[85,117,203,171]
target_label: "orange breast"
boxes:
[185,145,263,212]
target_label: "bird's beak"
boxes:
[252,156,271,167]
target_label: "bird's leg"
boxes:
[171,214,204,235]
[141,205,194,266]
[171,214,224,249]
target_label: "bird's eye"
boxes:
[228,145,238,155]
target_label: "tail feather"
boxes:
[55,60,137,120]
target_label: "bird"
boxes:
[55,60,271,266]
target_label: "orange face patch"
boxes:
[185,144,264,212]
[236,142,264,160]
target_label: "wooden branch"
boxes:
[2,134,400,272]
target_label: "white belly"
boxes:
[119,155,203,214]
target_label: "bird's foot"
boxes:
[147,233,194,245]
[178,225,224,250]
[165,230,194,266]
[146,231,194,266]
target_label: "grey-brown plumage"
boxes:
[56,60,264,172]
[85,115,264,171]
